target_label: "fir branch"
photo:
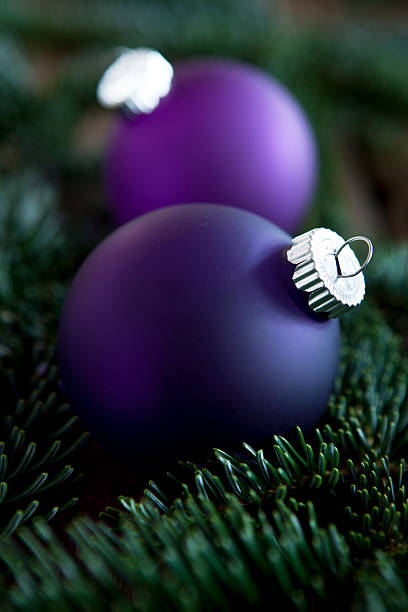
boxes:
[0,497,353,611]
[352,551,408,612]
[325,306,408,461]
[0,172,89,536]
[1,298,408,605]
[0,359,86,538]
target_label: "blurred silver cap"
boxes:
[287,228,373,318]
[96,47,174,115]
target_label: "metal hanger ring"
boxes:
[335,236,373,279]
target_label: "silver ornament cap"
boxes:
[96,47,174,115]
[287,228,373,318]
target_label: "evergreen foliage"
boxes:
[0,174,88,539]
[0,0,407,609]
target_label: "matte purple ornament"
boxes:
[58,204,340,456]
[104,57,317,232]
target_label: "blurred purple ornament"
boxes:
[58,204,370,457]
[98,48,318,232]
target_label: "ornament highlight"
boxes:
[99,48,318,232]
[58,204,371,457]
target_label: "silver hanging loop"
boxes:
[287,228,370,317]
[335,236,373,279]
[96,47,174,115]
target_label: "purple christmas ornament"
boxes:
[98,48,318,232]
[58,204,370,457]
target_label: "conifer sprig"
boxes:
[0,173,88,536]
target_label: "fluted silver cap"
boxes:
[97,47,174,115]
[287,228,371,318]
